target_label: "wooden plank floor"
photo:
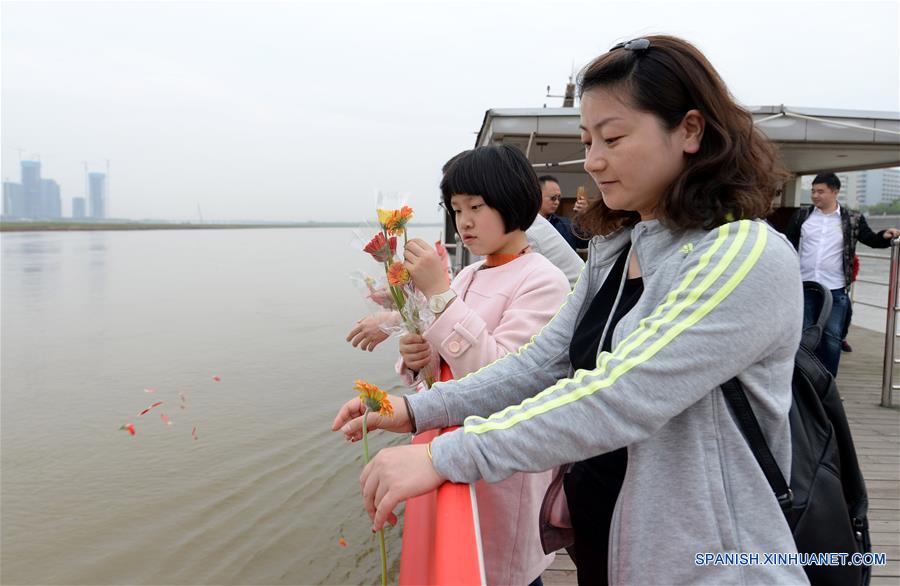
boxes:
[543,325,900,585]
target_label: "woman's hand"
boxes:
[331,394,413,441]
[346,312,393,352]
[399,333,432,372]
[404,239,451,298]
[361,444,445,531]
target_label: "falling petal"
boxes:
[119,423,136,436]
[138,401,164,416]
[192,426,198,440]
[144,388,157,393]
[212,376,221,382]
[338,537,348,548]
[160,414,172,426]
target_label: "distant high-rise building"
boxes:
[21,160,42,218]
[799,167,900,208]
[40,179,62,219]
[88,172,106,219]
[3,181,25,218]
[857,168,900,207]
[72,197,86,219]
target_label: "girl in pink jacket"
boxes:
[399,145,570,586]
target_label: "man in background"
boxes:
[787,172,899,376]
[538,175,581,250]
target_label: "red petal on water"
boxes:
[119,423,136,436]
[160,414,172,425]
[144,388,157,393]
[212,376,221,382]
[338,537,347,548]
[138,401,164,416]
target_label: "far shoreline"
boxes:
[0,221,443,233]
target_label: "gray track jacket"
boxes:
[406,219,809,585]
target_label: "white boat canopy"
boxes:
[474,105,900,207]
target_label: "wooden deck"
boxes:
[543,324,900,585]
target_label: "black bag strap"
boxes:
[721,378,793,512]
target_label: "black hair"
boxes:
[812,173,841,191]
[440,145,541,233]
[537,175,560,186]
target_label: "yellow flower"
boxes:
[377,206,414,235]
[386,261,410,286]
[355,380,394,417]
[376,208,394,226]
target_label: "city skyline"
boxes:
[2,1,899,222]
[3,159,106,221]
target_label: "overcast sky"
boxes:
[2,0,898,222]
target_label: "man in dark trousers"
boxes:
[787,172,899,376]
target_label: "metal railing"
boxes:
[880,240,900,407]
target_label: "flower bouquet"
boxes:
[356,196,435,387]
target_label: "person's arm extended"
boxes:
[857,214,895,249]
[430,221,802,483]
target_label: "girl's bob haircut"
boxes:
[575,35,790,236]
[440,144,541,233]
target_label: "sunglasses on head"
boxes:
[609,38,651,52]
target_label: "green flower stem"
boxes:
[362,411,388,586]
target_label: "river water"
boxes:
[1,227,440,585]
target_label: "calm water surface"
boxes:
[1,227,439,585]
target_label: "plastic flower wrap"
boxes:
[351,195,436,387]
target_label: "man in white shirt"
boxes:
[787,173,899,376]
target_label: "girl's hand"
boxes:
[331,395,412,441]
[360,444,445,531]
[399,333,432,372]
[346,312,393,351]
[404,239,451,298]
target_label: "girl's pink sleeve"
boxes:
[422,265,569,378]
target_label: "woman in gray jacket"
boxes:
[334,35,807,585]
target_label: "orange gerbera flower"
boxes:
[354,380,394,417]
[378,206,414,234]
[386,261,410,286]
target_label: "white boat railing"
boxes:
[877,240,900,407]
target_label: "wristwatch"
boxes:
[427,289,457,314]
